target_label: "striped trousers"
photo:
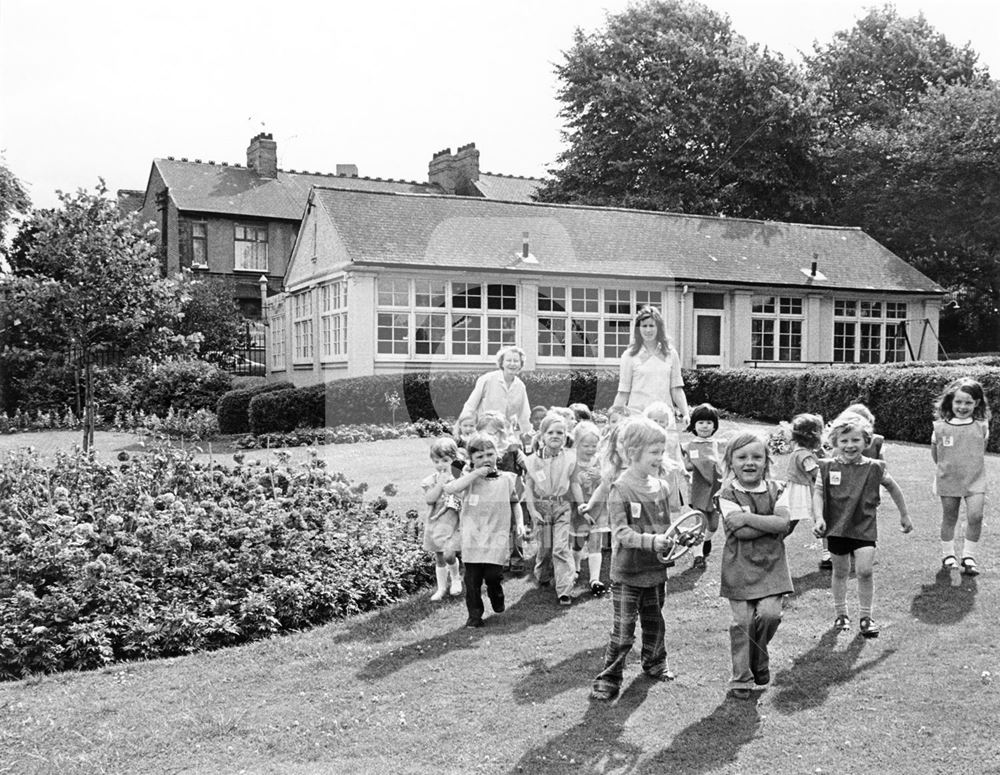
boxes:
[593,581,667,691]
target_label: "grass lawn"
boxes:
[1,423,998,774]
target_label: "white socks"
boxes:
[942,540,956,560]
[447,561,462,595]
[962,539,979,562]
[431,565,449,601]
[588,552,603,583]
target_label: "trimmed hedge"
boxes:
[217,381,294,434]
[686,364,1000,452]
[247,369,623,435]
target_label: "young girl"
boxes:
[444,433,525,628]
[931,378,990,576]
[815,413,913,638]
[570,421,607,595]
[683,403,724,568]
[477,411,529,571]
[644,401,687,509]
[717,432,796,699]
[453,411,477,453]
[524,413,577,605]
[845,403,885,460]
[591,416,679,701]
[420,438,464,600]
[782,414,826,568]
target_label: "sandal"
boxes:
[859,616,880,639]
[960,557,980,577]
[834,614,851,632]
[589,685,618,701]
[941,555,958,570]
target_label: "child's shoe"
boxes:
[960,557,980,576]
[859,617,880,639]
[589,580,606,596]
[430,565,449,601]
[702,539,712,558]
[589,683,618,701]
[464,617,484,628]
[559,595,572,606]
[834,614,851,632]
[727,688,753,700]
[692,555,706,569]
[819,556,833,571]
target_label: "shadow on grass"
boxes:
[357,585,568,681]
[513,647,605,706]
[769,628,896,713]
[332,589,456,645]
[639,697,762,774]
[505,675,654,774]
[790,568,831,595]
[910,567,978,625]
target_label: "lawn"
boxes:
[0,424,998,774]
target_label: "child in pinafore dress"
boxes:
[444,433,525,628]
[845,403,885,460]
[815,413,913,638]
[420,437,464,600]
[683,403,725,568]
[569,421,607,595]
[782,414,825,567]
[717,432,796,699]
[931,378,990,576]
[524,412,578,605]
[644,401,687,508]
[590,416,682,701]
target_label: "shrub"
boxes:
[217,381,294,435]
[128,359,233,417]
[0,445,431,678]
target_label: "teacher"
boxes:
[461,345,532,432]
[613,306,689,422]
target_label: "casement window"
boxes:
[269,301,286,370]
[235,223,268,272]
[751,295,803,362]
[834,300,908,363]
[537,286,663,361]
[291,291,313,362]
[320,280,348,359]
[178,220,208,269]
[376,278,518,358]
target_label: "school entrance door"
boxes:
[693,292,725,368]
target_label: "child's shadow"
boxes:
[790,568,831,595]
[505,676,653,775]
[910,567,978,625]
[638,697,761,774]
[331,590,455,645]
[514,647,604,706]
[769,629,896,714]
[667,562,708,594]
[357,585,566,681]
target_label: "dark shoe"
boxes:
[559,595,572,606]
[819,557,833,571]
[703,539,712,558]
[859,617,880,639]
[589,684,618,701]
[728,688,753,700]
[941,555,958,570]
[589,581,606,596]
[753,669,770,686]
[464,617,484,628]
[491,599,505,613]
[960,557,980,576]
[692,555,706,569]
[834,614,851,632]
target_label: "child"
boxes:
[525,405,549,448]
[781,414,826,569]
[477,411,529,570]
[570,420,607,594]
[606,404,629,429]
[644,401,687,508]
[591,416,679,701]
[444,433,525,627]
[569,402,594,423]
[453,411,477,453]
[814,413,913,638]
[683,403,724,568]
[845,403,885,460]
[717,432,796,699]
[420,438,464,600]
[524,413,577,605]
[931,378,990,576]
[548,406,578,447]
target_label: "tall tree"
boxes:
[0,158,30,261]
[1,182,181,449]
[537,0,823,221]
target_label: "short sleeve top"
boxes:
[618,347,684,413]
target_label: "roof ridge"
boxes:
[155,157,430,187]
[310,185,863,231]
[480,170,546,182]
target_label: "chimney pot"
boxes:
[247,133,278,178]
[336,164,359,177]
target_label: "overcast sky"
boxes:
[1,0,998,211]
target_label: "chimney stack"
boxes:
[247,132,278,178]
[428,142,480,195]
[336,164,359,177]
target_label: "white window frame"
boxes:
[269,300,286,370]
[750,295,803,362]
[320,279,348,360]
[536,286,662,362]
[235,223,268,272]
[833,298,908,364]
[291,290,314,363]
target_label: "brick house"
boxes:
[266,186,944,387]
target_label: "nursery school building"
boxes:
[264,187,945,387]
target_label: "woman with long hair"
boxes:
[613,306,689,424]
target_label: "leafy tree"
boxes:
[536,0,824,221]
[176,274,246,359]
[0,158,30,262]
[1,182,182,449]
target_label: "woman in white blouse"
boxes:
[613,306,689,423]
[461,345,532,432]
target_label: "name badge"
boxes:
[942,436,954,448]
[467,494,480,507]
[829,471,842,486]
[534,470,547,482]
[630,502,642,520]
[689,450,699,459]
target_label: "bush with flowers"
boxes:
[0,445,430,679]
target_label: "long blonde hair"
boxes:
[627,306,673,357]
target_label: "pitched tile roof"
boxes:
[472,173,544,202]
[154,158,441,220]
[311,187,944,294]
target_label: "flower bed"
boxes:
[0,445,431,679]
[234,418,452,450]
